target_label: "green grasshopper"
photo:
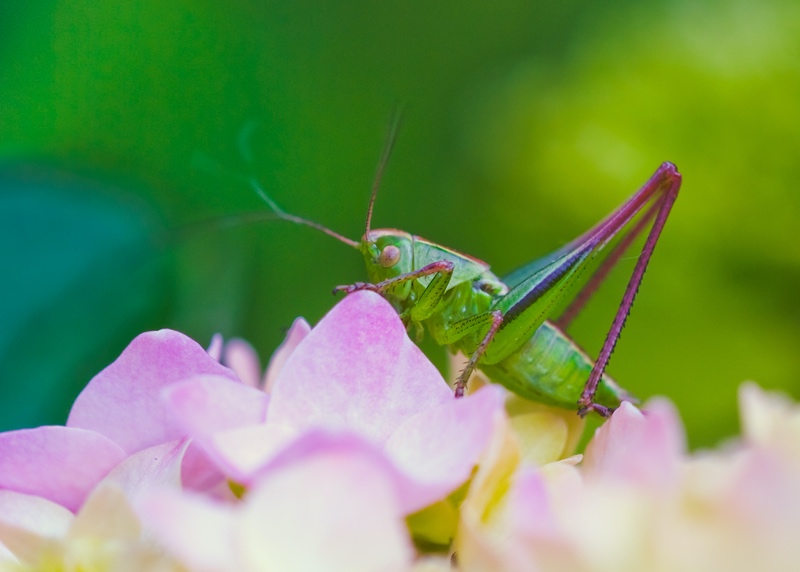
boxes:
[254,143,681,417]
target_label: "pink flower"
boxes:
[142,433,415,572]
[67,329,240,455]
[0,289,509,569]
[581,399,685,489]
[0,329,259,516]
[208,317,311,392]
[15,282,800,571]
[164,291,506,514]
[0,440,187,569]
[66,329,263,492]
[458,388,800,572]
[0,427,126,513]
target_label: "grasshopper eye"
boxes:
[379,245,401,268]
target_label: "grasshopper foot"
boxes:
[577,401,615,419]
[332,282,380,295]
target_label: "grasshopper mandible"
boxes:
[254,133,681,417]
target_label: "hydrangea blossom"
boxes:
[1,291,799,571]
[0,440,187,571]
[457,389,800,572]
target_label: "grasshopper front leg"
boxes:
[333,260,454,297]
[334,260,457,332]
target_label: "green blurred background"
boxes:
[1,0,798,447]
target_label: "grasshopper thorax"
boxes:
[362,229,414,284]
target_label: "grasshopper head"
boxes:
[362,229,414,284]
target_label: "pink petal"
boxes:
[268,291,451,446]
[0,490,73,538]
[738,382,800,454]
[250,431,396,482]
[207,333,224,361]
[0,491,74,565]
[505,468,560,538]
[0,426,126,512]
[263,317,311,392]
[68,485,140,543]
[163,375,269,442]
[246,430,456,516]
[162,376,270,487]
[180,443,228,493]
[143,433,415,572]
[724,449,800,534]
[101,440,188,505]
[221,339,263,388]
[385,385,506,512]
[582,399,685,489]
[238,434,413,572]
[67,329,239,454]
[0,542,12,563]
[206,424,298,483]
[140,490,237,572]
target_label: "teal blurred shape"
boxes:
[0,167,170,430]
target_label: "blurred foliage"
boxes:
[1,0,798,447]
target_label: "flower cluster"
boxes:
[1,291,799,571]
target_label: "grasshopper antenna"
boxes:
[365,108,404,237]
[192,136,360,249]
[237,121,359,248]
[249,178,360,248]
